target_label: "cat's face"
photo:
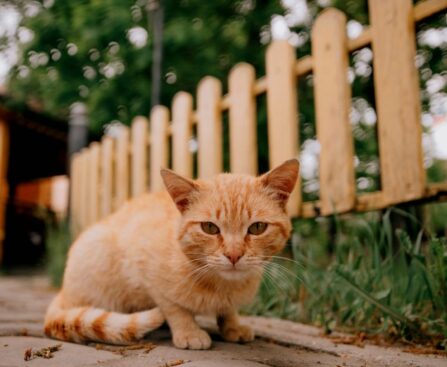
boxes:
[161,160,299,280]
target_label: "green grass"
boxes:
[244,207,447,350]
[46,220,71,288]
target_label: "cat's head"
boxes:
[161,159,299,280]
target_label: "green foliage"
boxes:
[6,0,282,134]
[46,220,71,287]
[244,208,447,348]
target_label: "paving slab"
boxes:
[0,336,121,367]
[0,275,444,367]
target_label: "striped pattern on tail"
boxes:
[44,294,165,344]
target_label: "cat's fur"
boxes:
[44,159,299,349]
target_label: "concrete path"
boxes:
[0,275,444,367]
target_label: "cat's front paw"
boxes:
[173,328,212,350]
[221,324,254,343]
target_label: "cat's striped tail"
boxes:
[44,294,165,344]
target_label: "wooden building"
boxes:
[0,102,67,265]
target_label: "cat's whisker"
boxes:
[262,265,295,294]
[270,262,304,283]
[246,255,306,287]
[246,257,299,291]
[181,263,215,295]
[254,255,305,268]
[188,263,212,278]
[255,266,289,298]
[263,262,305,289]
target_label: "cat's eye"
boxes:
[247,222,268,235]
[200,222,220,235]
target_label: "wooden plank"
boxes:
[312,9,356,215]
[347,27,372,51]
[370,0,425,205]
[301,187,447,218]
[150,106,169,191]
[254,77,267,95]
[197,76,223,179]
[355,191,388,212]
[221,95,230,110]
[0,120,9,263]
[69,153,81,237]
[172,92,193,178]
[266,40,300,216]
[191,111,198,124]
[87,142,100,225]
[115,126,129,209]
[301,191,387,218]
[414,0,447,22]
[295,55,313,76]
[228,63,257,175]
[101,136,113,217]
[131,116,149,196]
[426,182,447,195]
[78,149,89,232]
[301,201,321,218]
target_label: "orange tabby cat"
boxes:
[44,159,299,349]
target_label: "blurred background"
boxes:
[0,0,446,351]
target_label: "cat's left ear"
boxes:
[161,169,198,213]
[260,159,299,205]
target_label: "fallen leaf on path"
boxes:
[24,348,32,361]
[24,344,62,361]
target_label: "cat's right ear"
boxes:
[160,169,198,213]
[260,159,299,206]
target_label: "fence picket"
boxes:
[150,106,169,191]
[101,136,113,217]
[266,41,300,216]
[197,76,222,179]
[115,126,129,209]
[229,63,257,175]
[131,116,149,197]
[87,142,100,225]
[70,153,81,236]
[312,9,355,215]
[78,149,89,231]
[172,92,193,178]
[370,0,425,205]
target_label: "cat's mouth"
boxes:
[204,256,259,279]
[216,265,254,280]
[221,266,244,272]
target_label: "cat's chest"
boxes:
[174,278,258,314]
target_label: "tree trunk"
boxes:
[148,0,164,108]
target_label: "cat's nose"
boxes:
[224,251,243,265]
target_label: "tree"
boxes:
[6,0,282,135]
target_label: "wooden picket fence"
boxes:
[70,0,447,236]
